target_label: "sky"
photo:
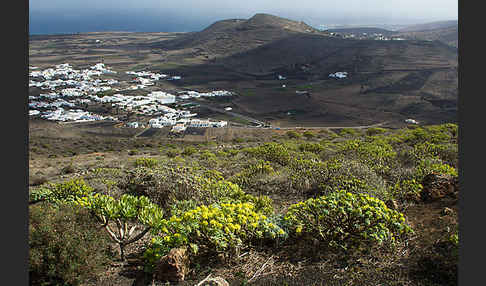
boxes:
[29,0,458,34]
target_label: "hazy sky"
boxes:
[29,0,458,34]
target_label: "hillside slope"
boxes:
[151,13,325,57]
[396,20,458,47]
[398,20,457,32]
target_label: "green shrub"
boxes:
[182,146,197,156]
[134,157,158,168]
[320,176,376,197]
[284,190,413,251]
[244,142,292,166]
[166,148,179,158]
[414,159,458,181]
[30,179,94,204]
[366,127,387,136]
[29,203,112,285]
[337,138,397,175]
[388,179,424,202]
[286,131,302,139]
[303,131,315,139]
[339,128,358,137]
[298,142,325,154]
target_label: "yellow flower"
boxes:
[296,226,303,233]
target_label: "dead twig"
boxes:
[248,256,274,283]
[195,273,212,286]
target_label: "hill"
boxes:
[398,20,458,32]
[397,26,458,48]
[151,13,325,58]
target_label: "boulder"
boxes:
[420,173,459,202]
[199,277,230,286]
[153,247,189,282]
[441,207,455,216]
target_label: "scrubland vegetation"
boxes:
[29,124,458,285]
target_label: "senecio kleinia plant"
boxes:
[75,193,164,261]
[284,190,412,251]
[143,202,286,271]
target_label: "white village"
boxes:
[28,63,232,131]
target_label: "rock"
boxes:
[441,207,455,216]
[420,173,459,202]
[199,276,229,286]
[153,247,189,282]
[385,199,399,210]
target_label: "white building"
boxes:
[329,72,348,79]
[127,122,139,128]
[405,119,419,125]
[212,121,228,128]
[171,123,187,132]
[189,119,211,128]
[148,91,176,104]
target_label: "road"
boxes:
[273,121,389,130]
[196,102,267,127]
[196,101,390,130]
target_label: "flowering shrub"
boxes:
[284,190,412,251]
[143,202,285,272]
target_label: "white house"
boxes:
[189,119,211,128]
[405,119,419,125]
[172,123,187,132]
[212,121,228,128]
[127,122,139,128]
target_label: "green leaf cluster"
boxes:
[284,190,413,251]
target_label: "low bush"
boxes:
[303,131,315,139]
[29,203,113,285]
[284,190,412,252]
[134,157,158,168]
[182,146,197,157]
[286,131,302,139]
[298,142,325,154]
[366,127,388,136]
[244,142,292,166]
[29,178,94,205]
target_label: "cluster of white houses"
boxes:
[146,116,227,132]
[28,63,232,128]
[38,108,116,122]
